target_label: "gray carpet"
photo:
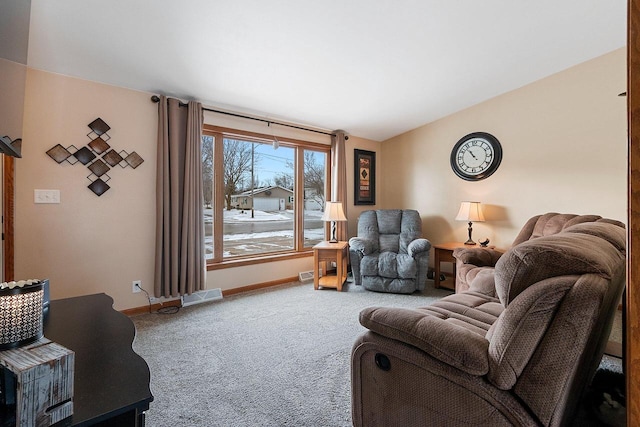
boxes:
[131,280,623,427]
[131,280,452,426]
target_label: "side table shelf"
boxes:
[433,242,470,291]
[313,241,349,291]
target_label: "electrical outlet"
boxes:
[132,280,142,293]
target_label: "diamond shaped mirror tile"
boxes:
[88,137,110,154]
[46,144,72,163]
[88,118,111,136]
[88,159,110,177]
[125,152,144,169]
[88,179,110,196]
[73,147,96,165]
[103,150,124,167]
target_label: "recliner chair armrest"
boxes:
[407,238,431,257]
[453,247,503,267]
[359,306,489,376]
[348,237,378,255]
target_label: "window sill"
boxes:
[206,250,313,271]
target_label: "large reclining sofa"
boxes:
[351,215,625,426]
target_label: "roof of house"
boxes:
[233,186,293,197]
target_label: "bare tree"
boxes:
[274,172,294,190]
[224,138,255,210]
[201,136,214,208]
[304,151,326,209]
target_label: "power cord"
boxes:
[135,284,153,313]
[157,305,180,315]
[135,284,180,315]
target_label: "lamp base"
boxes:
[464,221,476,245]
[329,221,338,244]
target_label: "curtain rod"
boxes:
[150,95,338,137]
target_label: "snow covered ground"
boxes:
[222,209,292,223]
[205,209,325,257]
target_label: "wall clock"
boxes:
[450,132,502,181]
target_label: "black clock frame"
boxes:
[450,132,503,181]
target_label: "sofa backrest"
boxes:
[511,212,625,247]
[485,220,625,426]
[357,210,422,254]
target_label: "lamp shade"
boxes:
[455,201,485,222]
[321,202,347,222]
[0,283,44,350]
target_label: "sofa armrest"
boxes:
[359,306,489,376]
[453,247,503,267]
[407,238,431,257]
[348,237,378,255]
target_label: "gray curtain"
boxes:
[331,130,348,241]
[154,96,205,298]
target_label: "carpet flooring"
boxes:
[131,280,623,427]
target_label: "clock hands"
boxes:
[467,148,478,160]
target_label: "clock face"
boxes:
[450,132,502,181]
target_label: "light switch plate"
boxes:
[34,189,61,204]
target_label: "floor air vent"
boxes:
[299,271,319,282]
[181,288,223,307]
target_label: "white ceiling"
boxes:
[27,0,626,141]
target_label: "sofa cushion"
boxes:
[361,253,417,279]
[359,306,490,375]
[534,214,598,238]
[379,234,400,253]
[511,213,618,246]
[563,222,626,253]
[468,269,497,297]
[362,277,418,294]
[494,225,624,306]
[485,277,574,390]
[399,210,423,253]
[376,209,402,234]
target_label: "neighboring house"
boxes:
[230,186,293,211]
[304,188,324,211]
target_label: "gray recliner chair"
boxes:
[348,209,431,294]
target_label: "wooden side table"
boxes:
[313,241,349,291]
[433,242,471,291]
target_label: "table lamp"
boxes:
[455,201,485,245]
[0,281,44,350]
[322,201,347,243]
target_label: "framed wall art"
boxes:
[354,149,375,205]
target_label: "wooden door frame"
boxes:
[628,1,640,425]
[3,155,14,281]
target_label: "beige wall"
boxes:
[381,48,627,250]
[16,69,158,310]
[14,68,379,310]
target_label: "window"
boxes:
[202,125,330,264]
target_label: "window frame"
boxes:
[203,124,332,269]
